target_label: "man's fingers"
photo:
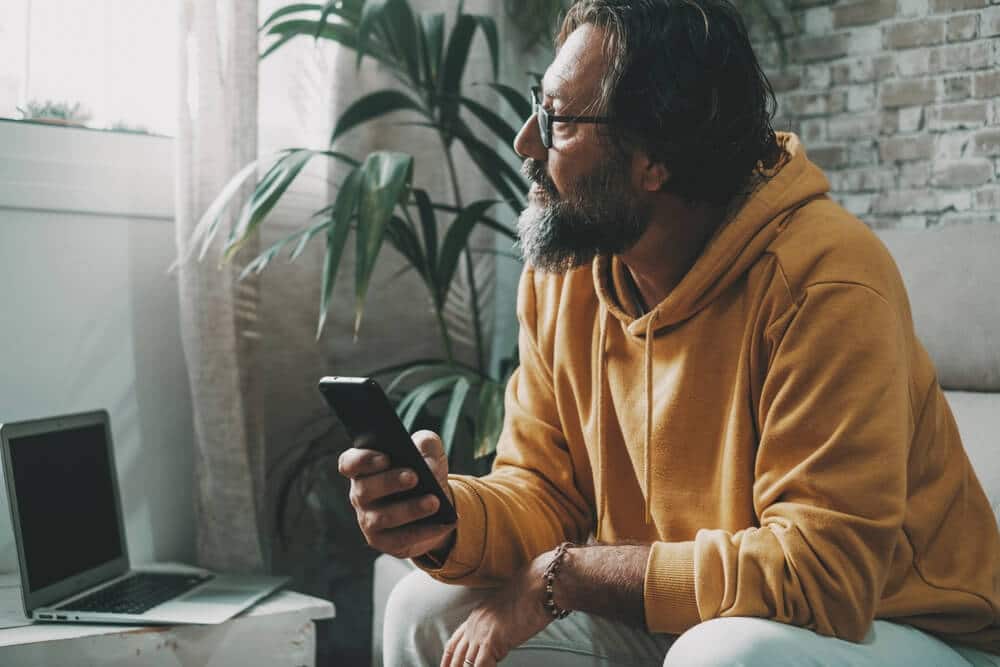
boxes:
[337,446,389,478]
[360,495,439,533]
[372,520,455,560]
[349,468,418,508]
[412,430,445,459]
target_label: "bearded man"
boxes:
[338,1,1000,665]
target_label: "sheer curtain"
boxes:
[174,0,266,573]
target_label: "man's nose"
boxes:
[513,113,546,161]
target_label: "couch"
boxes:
[370,223,1000,666]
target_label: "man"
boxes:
[339,1,1000,665]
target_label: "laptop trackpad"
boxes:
[182,586,257,606]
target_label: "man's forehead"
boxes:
[541,24,607,108]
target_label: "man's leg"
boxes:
[663,617,1000,667]
[382,570,673,667]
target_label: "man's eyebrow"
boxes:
[540,74,568,102]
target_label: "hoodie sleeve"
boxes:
[416,268,592,586]
[645,281,911,640]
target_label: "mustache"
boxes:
[521,159,559,200]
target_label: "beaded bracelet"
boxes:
[542,541,575,619]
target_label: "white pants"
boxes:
[383,570,1000,667]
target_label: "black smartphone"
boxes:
[318,376,457,524]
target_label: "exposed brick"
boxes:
[810,145,849,169]
[931,0,985,10]
[898,106,925,132]
[928,42,992,73]
[769,71,803,93]
[974,128,1000,156]
[946,14,979,41]
[850,26,883,53]
[874,189,942,213]
[928,101,990,130]
[973,71,1000,98]
[974,186,1000,210]
[828,112,882,139]
[848,84,878,111]
[786,90,848,116]
[900,161,931,186]
[983,6,1000,37]
[931,159,994,186]
[804,7,835,33]
[792,34,849,63]
[800,118,828,143]
[879,134,935,161]
[803,64,832,89]
[881,79,937,108]
[896,49,932,76]
[885,18,946,48]
[830,166,897,191]
[942,75,972,101]
[834,0,897,28]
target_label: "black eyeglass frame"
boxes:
[530,85,611,149]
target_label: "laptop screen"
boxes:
[7,422,124,593]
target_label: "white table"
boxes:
[0,577,335,667]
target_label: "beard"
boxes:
[516,153,651,273]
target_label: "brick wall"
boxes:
[755,1,1000,228]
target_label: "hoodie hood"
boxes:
[589,133,830,528]
[594,132,830,334]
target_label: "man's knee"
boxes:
[383,569,486,666]
[663,617,816,667]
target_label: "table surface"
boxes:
[0,572,335,648]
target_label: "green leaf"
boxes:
[378,0,423,88]
[262,19,364,60]
[356,0,390,69]
[473,380,505,459]
[317,166,364,338]
[224,149,314,260]
[331,89,427,145]
[353,151,414,337]
[398,375,458,431]
[385,215,429,282]
[412,189,438,278]
[438,14,477,139]
[470,15,499,80]
[418,12,445,89]
[484,82,531,122]
[435,199,496,304]
[384,361,461,397]
[458,95,519,147]
[453,120,526,213]
[440,376,471,456]
[289,206,336,261]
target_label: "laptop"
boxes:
[0,409,288,624]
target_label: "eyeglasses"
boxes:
[530,85,611,149]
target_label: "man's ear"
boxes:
[635,153,670,192]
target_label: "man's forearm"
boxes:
[553,544,651,629]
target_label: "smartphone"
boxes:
[318,376,457,524]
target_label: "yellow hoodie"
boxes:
[420,134,1000,653]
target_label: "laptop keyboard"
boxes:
[58,572,213,614]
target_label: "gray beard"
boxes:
[516,159,650,273]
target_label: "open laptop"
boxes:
[0,409,288,624]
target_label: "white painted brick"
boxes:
[983,6,1000,37]
[898,215,929,229]
[896,49,931,77]
[842,194,874,216]
[900,161,931,187]
[804,7,835,34]
[935,131,973,159]
[849,27,883,54]
[803,64,832,90]
[898,0,930,16]
[848,84,877,111]
[899,107,925,132]
[939,190,973,211]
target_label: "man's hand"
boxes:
[337,430,456,560]
[440,549,554,667]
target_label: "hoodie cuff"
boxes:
[644,541,702,634]
[412,476,486,581]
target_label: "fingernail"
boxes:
[421,496,438,511]
[373,454,387,467]
[400,470,415,485]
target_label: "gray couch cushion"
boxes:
[876,226,1000,392]
[945,391,1000,525]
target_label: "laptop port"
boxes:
[55,615,67,620]
[38,614,52,619]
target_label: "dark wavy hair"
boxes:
[557,0,782,206]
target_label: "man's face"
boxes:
[513,24,652,273]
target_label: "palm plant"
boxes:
[187,0,531,489]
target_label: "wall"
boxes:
[761,0,1000,228]
[0,120,195,571]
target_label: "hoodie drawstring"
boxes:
[595,304,609,540]
[642,310,658,525]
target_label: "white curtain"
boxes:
[174,0,266,573]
